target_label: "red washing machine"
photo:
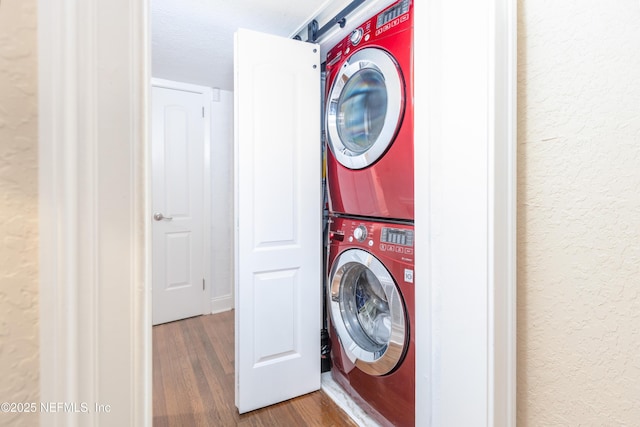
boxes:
[327,215,415,427]
[325,0,414,222]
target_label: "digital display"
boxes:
[376,0,410,28]
[381,227,414,247]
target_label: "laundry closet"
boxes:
[150,0,512,425]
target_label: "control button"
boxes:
[353,225,368,242]
[368,240,374,247]
[350,28,363,45]
[348,236,353,243]
[364,34,370,42]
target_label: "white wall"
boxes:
[211,89,235,312]
[0,1,39,426]
[517,0,640,424]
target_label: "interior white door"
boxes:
[234,28,321,413]
[152,86,206,325]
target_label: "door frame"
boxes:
[38,1,150,425]
[151,78,213,320]
[412,1,517,425]
[38,0,516,426]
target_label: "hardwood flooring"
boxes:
[153,311,358,427]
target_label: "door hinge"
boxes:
[202,106,205,118]
[203,278,205,291]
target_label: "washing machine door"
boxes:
[329,248,407,376]
[326,48,404,170]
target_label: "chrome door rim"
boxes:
[326,48,404,170]
[329,248,407,376]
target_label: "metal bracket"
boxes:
[307,19,319,43]
[305,0,367,43]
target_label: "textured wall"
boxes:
[0,0,39,425]
[517,0,640,424]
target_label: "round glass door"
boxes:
[329,249,407,376]
[326,48,404,170]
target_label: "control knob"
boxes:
[353,225,368,242]
[350,28,363,46]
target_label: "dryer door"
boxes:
[328,248,407,376]
[325,48,405,170]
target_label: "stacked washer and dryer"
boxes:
[324,1,415,426]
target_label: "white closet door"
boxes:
[234,28,321,414]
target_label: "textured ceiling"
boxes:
[151,0,334,90]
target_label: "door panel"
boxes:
[152,86,205,325]
[326,48,404,169]
[234,28,321,413]
[253,269,298,362]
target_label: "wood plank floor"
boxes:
[153,311,358,427]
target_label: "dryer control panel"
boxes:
[325,0,413,71]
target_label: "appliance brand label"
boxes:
[404,268,414,283]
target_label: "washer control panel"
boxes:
[381,227,414,247]
[330,218,414,261]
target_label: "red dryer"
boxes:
[325,0,414,222]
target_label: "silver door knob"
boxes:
[153,212,173,221]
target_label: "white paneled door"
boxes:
[234,28,321,413]
[152,86,206,325]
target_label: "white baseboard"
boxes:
[320,372,380,427]
[211,295,233,314]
